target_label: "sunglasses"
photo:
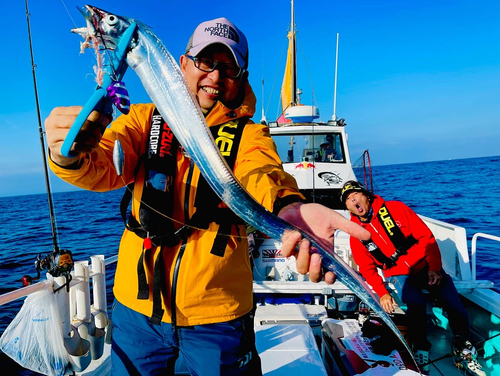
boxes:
[185,55,244,79]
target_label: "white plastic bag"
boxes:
[0,283,69,376]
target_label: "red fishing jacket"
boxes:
[349,195,442,298]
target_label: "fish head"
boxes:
[72,5,134,51]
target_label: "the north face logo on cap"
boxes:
[187,17,248,69]
[204,23,240,43]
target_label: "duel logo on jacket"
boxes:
[214,120,240,156]
[378,206,396,236]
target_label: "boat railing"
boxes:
[420,214,472,280]
[0,254,118,373]
[0,254,118,307]
[471,232,500,281]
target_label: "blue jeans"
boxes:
[111,301,262,375]
[390,267,469,351]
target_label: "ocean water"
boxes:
[0,155,499,374]
[0,189,124,326]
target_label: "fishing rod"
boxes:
[22,0,73,288]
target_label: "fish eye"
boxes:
[105,14,118,26]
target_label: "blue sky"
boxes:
[1,0,499,197]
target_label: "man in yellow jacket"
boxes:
[46,17,369,375]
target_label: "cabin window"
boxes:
[273,133,345,163]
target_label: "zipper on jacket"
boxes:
[170,158,195,332]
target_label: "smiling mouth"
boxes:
[202,86,220,95]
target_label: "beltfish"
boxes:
[72,5,418,369]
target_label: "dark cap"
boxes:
[185,17,249,69]
[319,138,330,148]
[339,180,368,203]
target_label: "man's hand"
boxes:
[45,106,112,166]
[428,270,442,286]
[380,293,395,313]
[278,202,371,284]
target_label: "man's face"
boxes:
[180,45,244,114]
[345,191,371,219]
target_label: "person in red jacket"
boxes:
[340,181,485,375]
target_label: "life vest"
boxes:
[365,203,417,269]
[120,107,248,324]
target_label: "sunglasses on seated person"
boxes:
[185,55,245,79]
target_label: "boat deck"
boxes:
[427,326,464,375]
[426,307,490,376]
[251,281,496,375]
[252,308,490,376]
[427,321,476,375]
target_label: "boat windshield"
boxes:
[273,133,345,163]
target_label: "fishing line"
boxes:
[96,36,119,81]
[59,0,79,29]
[113,130,251,242]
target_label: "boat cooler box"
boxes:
[254,304,328,340]
[254,304,329,375]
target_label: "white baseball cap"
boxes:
[186,17,249,69]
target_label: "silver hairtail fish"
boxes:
[71,5,417,368]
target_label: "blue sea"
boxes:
[0,155,499,374]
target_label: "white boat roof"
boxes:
[269,123,347,134]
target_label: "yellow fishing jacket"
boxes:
[49,83,304,326]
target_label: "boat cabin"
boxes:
[269,117,357,210]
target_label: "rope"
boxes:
[265,38,288,120]
[296,33,318,108]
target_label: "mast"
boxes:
[333,33,339,121]
[291,0,297,105]
[25,0,60,252]
[260,55,267,124]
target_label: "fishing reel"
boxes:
[21,248,74,292]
